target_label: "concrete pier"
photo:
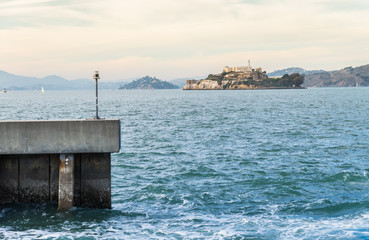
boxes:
[0,119,120,209]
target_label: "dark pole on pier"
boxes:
[93,71,100,119]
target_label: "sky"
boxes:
[1,0,369,81]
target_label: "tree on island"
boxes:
[242,73,305,88]
[119,76,179,90]
[280,73,304,87]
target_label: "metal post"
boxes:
[95,79,99,119]
[93,71,100,119]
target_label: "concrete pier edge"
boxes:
[0,119,120,209]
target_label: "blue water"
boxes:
[0,88,369,239]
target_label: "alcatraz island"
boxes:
[183,61,305,90]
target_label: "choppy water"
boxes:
[0,88,369,239]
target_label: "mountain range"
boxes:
[0,70,130,90]
[0,70,190,90]
[267,67,326,77]
[304,65,369,87]
[1,64,369,90]
[269,65,369,87]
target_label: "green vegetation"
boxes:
[253,73,305,88]
[215,73,305,88]
[120,76,179,90]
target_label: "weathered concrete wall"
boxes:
[0,153,112,208]
[19,155,50,203]
[81,153,111,208]
[0,119,119,209]
[0,155,19,203]
[0,119,120,154]
[50,154,60,202]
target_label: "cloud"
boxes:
[0,0,369,80]
[0,0,93,29]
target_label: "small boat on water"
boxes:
[41,86,45,93]
[2,88,6,93]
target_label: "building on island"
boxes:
[223,60,262,73]
[223,60,267,81]
[223,60,253,73]
[223,65,252,73]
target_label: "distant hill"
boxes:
[304,65,369,87]
[268,67,325,77]
[169,76,205,88]
[169,78,189,88]
[120,76,179,90]
[0,70,128,90]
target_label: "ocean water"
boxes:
[0,88,369,239]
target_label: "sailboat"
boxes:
[41,86,45,93]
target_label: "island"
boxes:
[183,61,305,90]
[304,64,369,87]
[120,76,179,90]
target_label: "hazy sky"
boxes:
[1,0,369,81]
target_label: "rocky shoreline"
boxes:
[183,79,306,90]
